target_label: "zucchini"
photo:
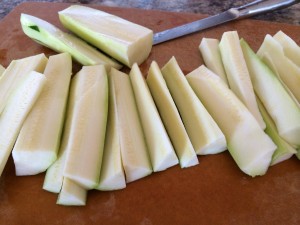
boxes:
[12,53,72,176]
[0,64,5,77]
[96,73,126,191]
[273,30,300,67]
[57,178,87,206]
[21,13,122,70]
[257,34,300,103]
[43,68,77,193]
[146,61,198,168]
[161,57,226,155]
[59,5,153,67]
[257,99,297,165]
[199,38,228,86]
[0,53,47,114]
[0,71,46,176]
[110,68,152,183]
[63,65,108,190]
[130,63,179,171]
[241,38,300,147]
[187,65,276,177]
[219,31,265,129]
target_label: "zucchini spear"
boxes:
[20,13,122,70]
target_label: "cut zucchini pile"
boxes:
[0,5,299,206]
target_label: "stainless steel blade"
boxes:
[153,0,299,45]
[153,9,239,45]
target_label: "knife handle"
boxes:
[236,0,300,19]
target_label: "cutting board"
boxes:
[0,2,299,225]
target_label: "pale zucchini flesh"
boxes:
[257,34,300,103]
[146,61,198,168]
[43,69,78,193]
[199,38,229,86]
[0,53,47,115]
[161,57,227,155]
[96,73,126,191]
[186,65,276,177]
[43,148,68,193]
[273,30,300,67]
[130,63,179,171]
[241,39,300,147]
[219,31,265,129]
[110,68,152,183]
[12,53,72,176]
[257,99,297,165]
[58,5,153,67]
[63,65,108,190]
[0,71,46,176]
[20,13,122,70]
[0,64,5,77]
[57,178,87,206]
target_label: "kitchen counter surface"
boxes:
[1,0,300,25]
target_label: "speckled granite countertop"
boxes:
[1,0,299,25]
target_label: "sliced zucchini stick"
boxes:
[21,13,122,70]
[161,57,227,155]
[43,67,78,193]
[96,73,126,191]
[13,53,72,176]
[199,38,229,86]
[187,65,276,177]
[273,30,300,67]
[110,68,152,183]
[0,53,47,114]
[241,39,300,147]
[129,63,179,172]
[57,177,87,206]
[59,5,153,68]
[257,34,300,103]
[0,64,5,77]
[219,31,265,129]
[257,99,297,165]
[0,71,46,176]
[63,65,108,190]
[146,61,198,168]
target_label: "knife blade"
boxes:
[153,0,300,45]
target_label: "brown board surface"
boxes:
[0,2,299,225]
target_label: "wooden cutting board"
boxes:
[0,2,299,225]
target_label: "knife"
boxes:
[153,0,300,45]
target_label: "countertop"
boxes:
[1,0,300,25]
